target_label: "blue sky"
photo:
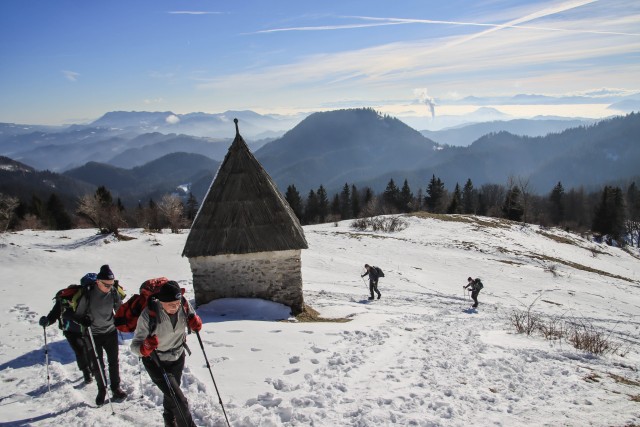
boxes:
[1,0,639,125]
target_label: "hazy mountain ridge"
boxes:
[256,109,441,193]
[63,152,220,203]
[1,110,638,203]
[363,113,640,194]
[420,118,594,147]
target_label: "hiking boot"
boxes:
[163,412,178,427]
[95,388,106,406]
[377,294,381,300]
[111,387,127,401]
[82,369,93,384]
[368,297,374,300]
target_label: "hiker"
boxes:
[464,277,483,308]
[131,280,202,427]
[39,298,94,384]
[72,264,127,405]
[361,264,382,300]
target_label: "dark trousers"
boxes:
[63,331,93,373]
[369,279,381,298]
[471,290,480,307]
[142,353,196,427]
[87,329,121,391]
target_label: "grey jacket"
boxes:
[130,299,195,362]
[74,285,123,335]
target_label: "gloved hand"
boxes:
[140,335,159,357]
[187,314,202,332]
[39,316,49,327]
[78,315,92,327]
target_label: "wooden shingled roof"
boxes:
[182,119,308,257]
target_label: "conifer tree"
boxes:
[185,192,198,221]
[425,175,446,213]
[462,179,475,214]
[351,184,361,218]
[46,193,72,230]
[383,179,400,211]
[592,186,626,241]
[549,182,565,225]
[317,185,329,223]
[285,185,304,222]
[304,189,319,224]
[331,194,341,218]
[502,185,524,221]
[339,183,351,219]
[399,179,414,213]
[447,183,463,214]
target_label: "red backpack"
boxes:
[115,277,170,333]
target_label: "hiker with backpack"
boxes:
[130,280,202,427]
[464,277,484,308]
[361,264,382,300]
[39,295,95,384]
[72,264,128,405]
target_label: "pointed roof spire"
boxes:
[182,119,307,257]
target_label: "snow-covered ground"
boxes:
[0,214,639,426]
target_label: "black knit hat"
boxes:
[157,281,182,302]
[97,265,114,280]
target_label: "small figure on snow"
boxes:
[361,264,382,300]
[131,280,202,427]
[72,264,127,405]
[464,277,483,308]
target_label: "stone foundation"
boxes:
[188,249,304,314]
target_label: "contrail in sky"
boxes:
[255,0,640,38]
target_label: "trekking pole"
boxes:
[150,351,190,427]
[189,315,231,427]
[42,326,51,393]
[138,358,144,399]
[87,326,116,415]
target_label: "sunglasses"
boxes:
[99,280,115,288]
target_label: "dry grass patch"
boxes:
[291,304,352,323]
[610,373,640,387]
[536,230,577,246]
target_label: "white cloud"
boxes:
[144,97,165,105]
[165,114,180,124]
[61,70,79,82]
[168,11,221,15]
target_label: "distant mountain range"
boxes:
[420,118,595,147]
[0,109,638,208]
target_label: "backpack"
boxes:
[54,284,86,332]
[374,266,385,278]
[115,277,187,333]
[80,272,98,287]
[475,279,484,290]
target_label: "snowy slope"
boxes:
[0,215,639,426]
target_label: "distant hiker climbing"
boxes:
[39,289,95,384]
[361,264,383,300]
[464,277,484,308]
[71,264,128,406]
[131,280,202,427]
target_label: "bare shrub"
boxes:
[351,215,407,232]
[157,194,185,234]
[566,320,622,355]
[509,294,543,335]
[351,217,370,231]
[0,193,20,232]
[538,315,566,341]
[509,309,541,335]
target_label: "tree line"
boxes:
[1,175,639,247]
[284,176,640,247]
